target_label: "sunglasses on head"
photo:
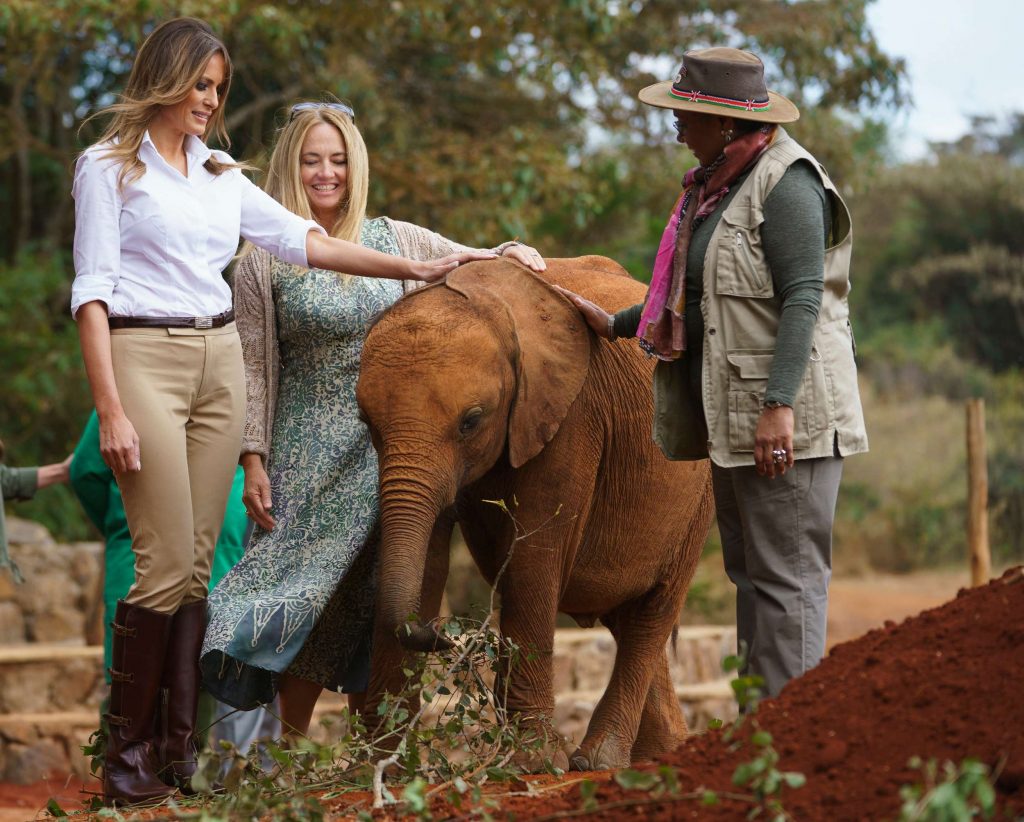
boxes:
[288,102,355,122]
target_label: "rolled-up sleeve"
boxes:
[237,174,326,268]
[0,465,38,501]
[71,151,123,318]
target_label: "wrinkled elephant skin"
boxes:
[356,256,715,770]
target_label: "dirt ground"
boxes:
[0,569,995,818]
[826,567,969,647]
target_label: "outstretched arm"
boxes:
[386,219,545,272]
[305,230,495,283]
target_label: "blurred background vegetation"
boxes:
[2,1,1022,610]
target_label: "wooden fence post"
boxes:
[966,398,990,586]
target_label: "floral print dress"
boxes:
[201,219,403,709]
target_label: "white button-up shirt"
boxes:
[71,132,325,318]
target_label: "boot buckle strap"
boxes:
[105,712,131,727]
[111,621,138,638]
[108,667,134,684]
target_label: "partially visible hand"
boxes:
[411,251,498,284]
[56,453,72,485]
[754,405,795,478]
[36,454,73,489]
[501,243,547,272]
[241,457,276,531]
[99,411,141,475]
[552,286,613,339]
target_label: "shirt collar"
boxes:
[184,134,213,165]
[140,130,213,167]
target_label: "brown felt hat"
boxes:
[638,47,799,124]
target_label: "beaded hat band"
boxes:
[638,47,799,124]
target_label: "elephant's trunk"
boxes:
[376,451,456,653]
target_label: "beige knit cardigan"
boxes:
[235,217,517,461]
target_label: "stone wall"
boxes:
[0,517,738,783]
[0,518,107,783]
[0,519,102,646]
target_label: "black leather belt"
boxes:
[108,309,235,330]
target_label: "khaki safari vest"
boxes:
[652,129,869,467]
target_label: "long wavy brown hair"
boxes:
[85,17,238,191]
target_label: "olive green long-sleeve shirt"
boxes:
[614,160,830,415]
[1,464,39,583]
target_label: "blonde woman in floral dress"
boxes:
[201,102,545,738]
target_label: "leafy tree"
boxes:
[3,0,906,259]
[850,115,1024,565]
[0,0,906,538]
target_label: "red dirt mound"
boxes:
[422,567,1024,820]
[28,568,1024,820]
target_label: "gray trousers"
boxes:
[712,456,844,697]
[210,697,281,772]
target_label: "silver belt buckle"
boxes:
[194,315,213,329]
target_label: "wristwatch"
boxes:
[763,400,788,410]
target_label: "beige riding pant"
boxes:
[110,324,245,613]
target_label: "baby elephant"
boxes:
[356,256,714,770]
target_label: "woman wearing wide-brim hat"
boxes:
[560,47,868,697]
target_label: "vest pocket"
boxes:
[714,210,773,299]
[726,352,812,453]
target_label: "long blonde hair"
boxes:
[86,17,236,191]
[264,106,369,243]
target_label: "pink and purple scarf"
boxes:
[637,126,777,360]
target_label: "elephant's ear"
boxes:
[447,260,592,468]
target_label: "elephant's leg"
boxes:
[492,552,570,772]
[629,646,687,763]
[570,593,677,771]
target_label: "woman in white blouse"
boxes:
[71,17,491,807]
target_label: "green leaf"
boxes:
[580,779,598,810]
[782,771,806,789]
[45,798,68,818]
[402,777,429,812]
[613,769,660,791]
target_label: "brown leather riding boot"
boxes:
[157,598,206,793]
[103,600,177,806]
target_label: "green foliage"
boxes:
[722,645,805,821]
[843,114,1024,570]
[852,145,1024,373]
[129,610,562,820]
[1,0,906,542]
[3,0,904,260]
[0,249,93,541]
[730,728,806,819]
[723,646,765,716]
[897,757,996,822]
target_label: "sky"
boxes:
[866,0,1024,160]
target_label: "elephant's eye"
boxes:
[459,407,484,436]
